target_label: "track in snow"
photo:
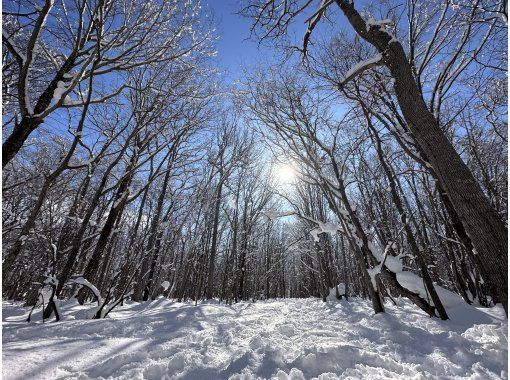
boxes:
[2,298,507,379]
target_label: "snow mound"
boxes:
[326,284,346,301]
[2,298,507,379]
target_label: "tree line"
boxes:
[2,0,507,321]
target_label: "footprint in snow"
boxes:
[278,324,295,337]
[249,335,264,350]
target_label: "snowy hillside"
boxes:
[3,298,507,379]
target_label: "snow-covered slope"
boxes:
[2,298,507,379]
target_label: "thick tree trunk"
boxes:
[237,202,251,301]
[2,118,41,167]
[76,198,127,304]
[336,0,507,313]
[339,236,349,300]
[143,229,164,300]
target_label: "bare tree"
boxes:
[2,0,212,166]
[241,0,507,313]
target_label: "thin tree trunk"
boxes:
[336,0,507,313]
[366,115,448,319]
[206,178,224,299]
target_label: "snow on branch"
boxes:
[338,53,383,88]
[2,29,26,63]
[262,209,343,242]
[365,18,399,45]
[262,210,296,221]
[302,0,335,55]
[72,277,104,304]
[310,221,342,242]
[304,0,335,24]
[366,18,394,31]
[61,85,127,108]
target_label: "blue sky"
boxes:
[202,1,356,83]
[201,0,336,80]
[205,1,268,80]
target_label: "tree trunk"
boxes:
[142,160,174,301]
[366,117,448,319]
[76,154,136,304]
[336,0,507,313]
[206,179,224,299]
[2,117,42,167]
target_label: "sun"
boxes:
[276,163,297,184]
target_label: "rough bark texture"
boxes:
[336,0,508,313]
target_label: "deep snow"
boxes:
[2,297,507,379]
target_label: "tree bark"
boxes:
[335,0,507,313]
[2,118,41,167]
[76,152,136,304]
[366,114,448,319]
[206,179,224,299]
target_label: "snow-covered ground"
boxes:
[2,297,507,379]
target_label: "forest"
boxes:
[2,0,508,379]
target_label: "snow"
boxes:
[318,221,340,235]
[310,221,341,242]
[326,284,346,301]
[366,18,394,30]
[66,215,84,223]
[53,80,70,104]
[25,75,34,114]
[365,18,399,45]
[3,297,507,379]
[263,210,295,221]
[310,227,322,242]
[264,210,281,220]
[341,53,383,84]
[367,240,464,310]
[113,197,124,209]
[43,275,58,286]
[72,277,104,304]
